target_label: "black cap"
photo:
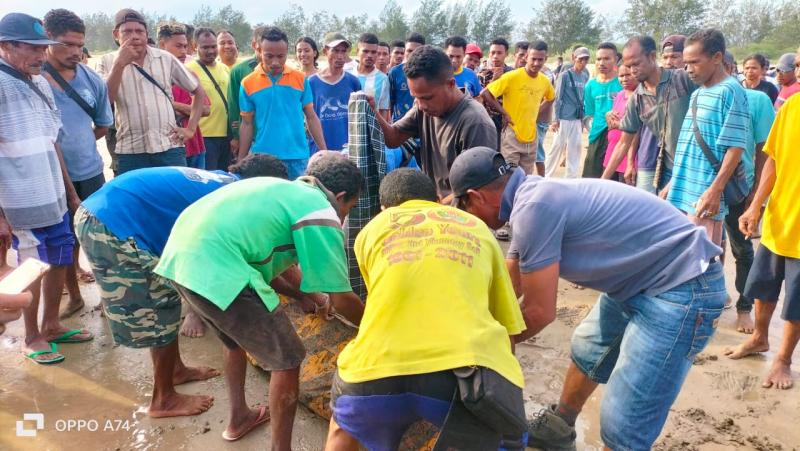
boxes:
[0,13,59,45]
[661,35,686,53]
[450,147,513,207]
[114,8,147,30]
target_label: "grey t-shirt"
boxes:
[505,175,722,301]
[395,95,497,197]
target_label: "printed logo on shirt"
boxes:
[319,98,349,121]
[177,167,236,185]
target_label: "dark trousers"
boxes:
[204,137,232,171]
[724,200,755,312]
[117,147,187,175]
[582,128,609,178]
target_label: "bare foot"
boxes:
[173,365,220,385]
[735,312,755,334]
[223,405,270,441]
[724,338,769,359]
[762,359,794,389]
[59,298,85,319]
[180,311,206,338]
[149,392,214,418]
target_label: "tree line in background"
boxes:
[81,0,800,59]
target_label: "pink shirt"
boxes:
[603,90,632,173]
[775,82,800,110]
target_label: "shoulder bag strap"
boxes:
[197,62,229,115]
[0,64,54,110]
[690,93,722,172]
[42,63,97,119]
[132,63,172,100]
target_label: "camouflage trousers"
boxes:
[74,207,181,348]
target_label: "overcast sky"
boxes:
[1,0,617,26]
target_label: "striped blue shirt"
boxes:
[668,77,750,220]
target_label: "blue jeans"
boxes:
[186,152,206,169]
[117,147,187,175]
[535,122,549,162]
[571,262,726,450]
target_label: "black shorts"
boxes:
[174,284,306,370]
[744,245,800,321]
[72,173,106,200]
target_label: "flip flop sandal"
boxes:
[50,329,94,344]
[25,343,65,364]
[78,271,96,283]
[222,405,270,441]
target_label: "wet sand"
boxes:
[1,140,798,451]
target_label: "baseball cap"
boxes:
[573,47,590,59]
[114,8,147,30]
[0,13,59,45]
[662,35,686,53]
[775,53,797,73]
[465,43,482,58]
[450,147,513,207]
[323,32,350,49]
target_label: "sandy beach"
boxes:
[1,137,797,451]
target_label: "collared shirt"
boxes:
[239,64,312,160]
[504,175,721,301]
[97,47,198,154]
[50,64,113,181]
[227,57,258,138]
[186,60,230,137]
[0,58,67,229]
[620,68,697,171]
[667,77,750,220]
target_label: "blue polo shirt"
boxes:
[240,64,312,160]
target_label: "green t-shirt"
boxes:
[227,57,258,138]
[154,177,352,311]
[584,77,622,143]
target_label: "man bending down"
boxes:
[155,153,365,447]
[451,147,725,450]
[326,169,527,451]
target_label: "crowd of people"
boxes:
[1,6,799,451]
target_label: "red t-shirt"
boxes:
[172,85,210,157]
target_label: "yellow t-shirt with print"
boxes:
[186,60,230,137]
[487,67,555,143]
[761,94,800,258]
[337,200,526,387]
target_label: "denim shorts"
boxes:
[570,262,726,450]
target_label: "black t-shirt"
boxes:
[743,79,779,104]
